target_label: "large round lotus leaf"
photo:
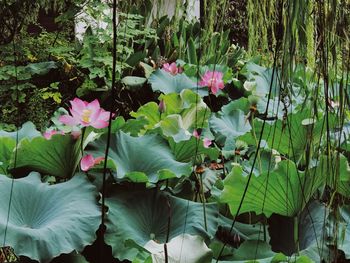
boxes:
[10,134,82,178]
[221,98,250,115]
[88,131,191,183]
[209,110,251,145]
[0,173,100,262]
[221,160,325,217]
[144,234,212,263]
[149,69,207,96]
[317,154,350,197]
[244,63,280,98]
[0,121,41,140]
[238,110,336,161]
[105,190,220,261]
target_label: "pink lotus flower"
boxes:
[193,129,212,148]
[193,129,200,139]
[199,71,225,94]
[43,130,64,140]
[59,98,111,129]
[162,62,181,75]
[80,154,105,172]
[203,138,212,148]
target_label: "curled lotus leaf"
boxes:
[88,131,191,183]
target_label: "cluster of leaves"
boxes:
[1,1,350,263]
[0,0,246,131]
[1,50,350,263]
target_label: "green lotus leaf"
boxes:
[121,76,147,90]
[221,98,251,115]
[0,137,15,175]
[129,102,160,132]
[213,240,288,263]
[0,121,41,140]
[298,202,332,261]
[257,96,284,119]
[202,168,220,193]
[317,154,350,197]
[139,62,155,78]
[269,201,332,262]
[10,132,101,178]
[0,122,41,175]
[10,134,82,178]
[149,69,207,96]
[0,173,100,262]
[243,63,280,98]
[127,90,210,141]
[144,234,212,263]
[105,190,220,261]
[239,110,335,161]
[337,206,350,258]
[10,130,98,178]
[229,240,280,262]
[221,160,325,217]
[156,114,192,142]
[209,110,252,145]
[169,137,219,162]
[88,131,191,183]
[122,116,149,136]
[104,188,264,261]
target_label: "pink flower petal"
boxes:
[61,97,113,129]
[43,130,57,140]
[81,154,95,171]
[193,129,200,139]
[203,138,212,148]
[70,98,87,115]
[59,115,79,126]
[87,99,101,112]
[98,110,112,121]
[88,108,102,124]
[162,62,179,75]
[91,119,109,129]
[211,85,219,95]
[199,70,225,95]
[71,130,82,139]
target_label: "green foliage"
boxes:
[87,131,191,183]
[78,10,157,85]
[221,160,325,217]
[0,2,349,263]
[0,172,100,262]
[10,134,82,178]
[105,190,219,260]
[148,69,199,95]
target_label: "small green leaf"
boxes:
[122,76,147,90]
